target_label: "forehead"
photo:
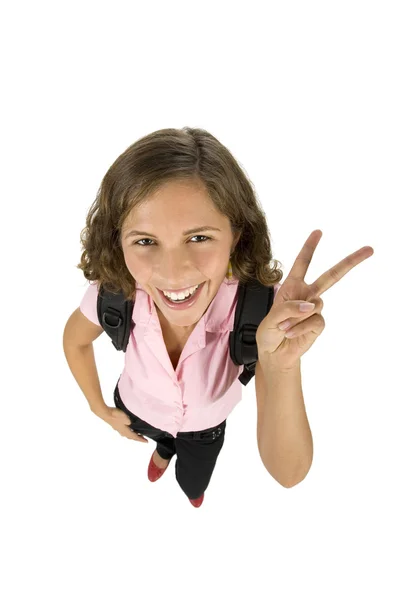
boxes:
[123,180,226,228]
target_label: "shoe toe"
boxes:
[189,493,204,507]
[147,451,169,482]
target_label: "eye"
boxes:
[133,235,211,247]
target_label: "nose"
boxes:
[158,258,198,288]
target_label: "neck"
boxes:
[156,305,195,337]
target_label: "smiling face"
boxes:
[120,179,240,333]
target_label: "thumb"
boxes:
[276,300,315,322]
[267,300,315,328]
[256,300,315,353]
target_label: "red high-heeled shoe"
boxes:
[148,451,204,507]
[147,450,171,482]
[189,493,204,508]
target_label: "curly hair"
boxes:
[76,127,284,301]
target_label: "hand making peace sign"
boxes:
[255,229,374,372]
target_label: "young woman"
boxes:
[63,126,373,507]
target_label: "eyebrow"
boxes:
[124,225,222,239]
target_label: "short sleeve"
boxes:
[79,281,101,327]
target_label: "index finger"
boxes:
[311,246,374,296]
[286,230,323,281]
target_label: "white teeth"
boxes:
[162,284,200,301]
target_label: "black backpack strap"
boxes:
[229,279,275,386]
[96,284,134,352]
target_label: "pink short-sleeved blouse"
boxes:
[80,277,281,438]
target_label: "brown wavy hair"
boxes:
[76,127,283,301]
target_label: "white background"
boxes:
[1,1,398,599]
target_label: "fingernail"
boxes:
[300,302,315,311]
[278,320,291,330]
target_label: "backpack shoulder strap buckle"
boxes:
[96,284,134,352]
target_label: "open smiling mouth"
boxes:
[157,281,206,310]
